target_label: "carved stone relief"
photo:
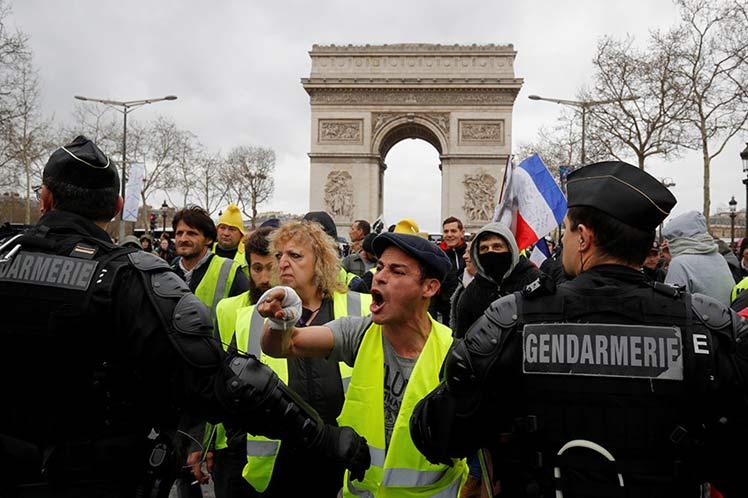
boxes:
[459,119,505,145]
[371,112,450,137]
[318,119,363,144]
[310,88,515,106]
[462,171,497,222]
[324,170,355,218]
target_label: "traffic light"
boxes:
[149,213,156,232]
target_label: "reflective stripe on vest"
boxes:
[338,315,467,497]
[194,255,238,323]
[241,290,371,492]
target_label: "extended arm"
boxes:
[257,286,335,358]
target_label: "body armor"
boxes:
[413,267,748,498]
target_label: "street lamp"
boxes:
[528,94,639,165]
[73,94,177,241]
[160,200,169,234]
[741,142,748,238]
[729,195,738,249]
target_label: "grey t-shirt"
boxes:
[327,316,416,447]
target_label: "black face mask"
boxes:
[479,251,513,283]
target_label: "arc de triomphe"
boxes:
[302,44,523,231]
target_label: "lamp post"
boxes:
[160,200,169,234]
[729,195,738,249]
[528,94,639,166]
[73,94,177,242]
[741,143,748,238]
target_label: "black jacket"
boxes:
[452,256,539,339]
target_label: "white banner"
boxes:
[122,163,145,222]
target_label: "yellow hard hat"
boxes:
[217,204,245,235]
[394,218,420,235]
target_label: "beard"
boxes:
[249,280,272,305]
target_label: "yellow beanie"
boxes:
[217,204,245,234]
[394,218,420,235]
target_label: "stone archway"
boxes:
[303,43,523,231]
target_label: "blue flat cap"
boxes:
[372,232,451,282]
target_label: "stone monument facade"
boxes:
[302,43,523,231]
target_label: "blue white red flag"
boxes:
[493,154,567,251]
[529,237,552,267]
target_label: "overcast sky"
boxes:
[10,0,748,233]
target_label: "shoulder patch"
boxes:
[0,251,98,291]
[522,273,556,299]
[691,293,731,330]
[128,251,170,272]
[69,243,97,260]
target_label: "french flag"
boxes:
[493,154,567,251]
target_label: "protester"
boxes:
[348,219,370,253]
[342,225,376,278]
[303,210,360,287]
[139,233,154,252]
[120,234,142,250]
[412,160,748,497]
[222,219,371,496]
[662,210,734,306]
[169,206,250,495]
[715,238,742,283]
[430,216,467,325]
[211,227,277,498]
[451,222,539,339]
[641,240,666,283]
[214,203,248,275]
[258,232,467,497]
[0,135,370,497]
[738,238,748,277]
[171,206,249,310]
[348,232,378,293]
[157,234,176,262]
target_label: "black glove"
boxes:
[317,425,370,481]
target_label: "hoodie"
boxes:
[662,210,734,306]
[450,222,539,338]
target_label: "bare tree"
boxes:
[0,0,30,192]
[585,33,690,169]
[165,129,201,208]
[225,146,275,228]
[136,117,181,233]
[2,49,53,223]
[518,109,608,174]
[673,0,748,225]
[188,151,231,215]
[62,102,120,152]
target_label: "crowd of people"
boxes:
[5,136,748,498]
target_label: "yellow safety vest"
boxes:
[219,290,371,492]
[213,242,248,277]
[193,254,240,323]
[338,316,467,498]
[339,267,359,286]
[732,276,748,302]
